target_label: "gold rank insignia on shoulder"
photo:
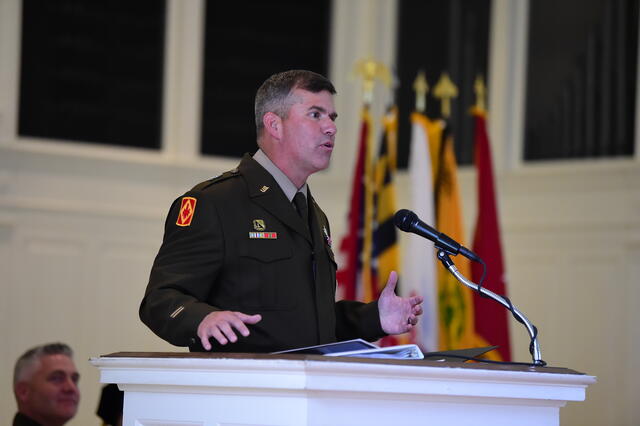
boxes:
[253,219,266,231]
[249,232,277,239]
[260,185,269,193]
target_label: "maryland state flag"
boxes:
[372,106,399,300]
[371,107,408,346]
[337,106,409,346]
[434,126,490,352]
[470,109,511,361]
[337,107,375,302]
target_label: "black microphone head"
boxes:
[394,209,417,232]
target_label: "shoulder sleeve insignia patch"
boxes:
[176,197,197,226]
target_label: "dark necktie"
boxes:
[293,191,309,231]
[294,192,315,279]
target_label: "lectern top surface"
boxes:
[96,351,586,376]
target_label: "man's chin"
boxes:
[56,401,79,418]
[314,157,332,172]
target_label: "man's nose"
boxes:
[62,377,79,393]
[323,119,337,136]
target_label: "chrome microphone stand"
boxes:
[436,249,545,366]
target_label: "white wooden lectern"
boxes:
[91,352,595,426]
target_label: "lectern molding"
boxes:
[92,353,595,426]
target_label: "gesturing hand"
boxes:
[197,310,262,350]
[378,271,424,335]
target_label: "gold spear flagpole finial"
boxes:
[473,74,487,113]
[413,70,429,113]
[352,58,392,106]
[433,71,458,118]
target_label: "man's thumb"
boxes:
[383,271,398,294]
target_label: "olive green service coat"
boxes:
[140,154,384,352]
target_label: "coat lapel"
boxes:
[239,155,312,244]
[308,191,326,252]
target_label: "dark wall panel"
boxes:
[524,0,638,160]
[395,0,491,167]
[200,0,331,158]
[19,0,166,149]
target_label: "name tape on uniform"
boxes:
[249,232,278,239]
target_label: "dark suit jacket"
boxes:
[140,154,384,352]
[13,413,42,426]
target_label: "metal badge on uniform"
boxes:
[260,185,269,193]
[323,226,332,247]
[249,218,276,239]
[176,197,197,227]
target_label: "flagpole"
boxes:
[436,250,545,366]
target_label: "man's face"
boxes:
[16,354,80,425]
[278,88,337,181]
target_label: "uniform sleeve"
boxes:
[139,190,224,347]
[334,300,386,342]
[316,207,386,342]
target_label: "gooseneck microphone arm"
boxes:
[436,251,544,366]
[394,209,545,366]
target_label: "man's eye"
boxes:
[309,111,320,118]
[49,374,64,383]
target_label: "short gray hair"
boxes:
[14,342,74,386]
[254,70,336,134]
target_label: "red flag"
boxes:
[471,111,511,361]
[337,108,373,300]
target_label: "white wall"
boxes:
[0,0,638,425]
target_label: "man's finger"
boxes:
[218,322,239,343]
[200,333,212,351]
[199,327,225,349]
[227,316,251,338]
[228,312,261,337]
[210,327,229,345]
[236,312,262,324]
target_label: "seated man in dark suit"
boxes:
[13,342,80,426]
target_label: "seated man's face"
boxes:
[17,354,80,424]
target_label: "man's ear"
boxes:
[262,112,282,140]
[14,381,29,403]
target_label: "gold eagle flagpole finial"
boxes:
[353,58,392,106]
[433,72,458,118]
[413,70,429,113]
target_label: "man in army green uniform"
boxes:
[140,70,424,352]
